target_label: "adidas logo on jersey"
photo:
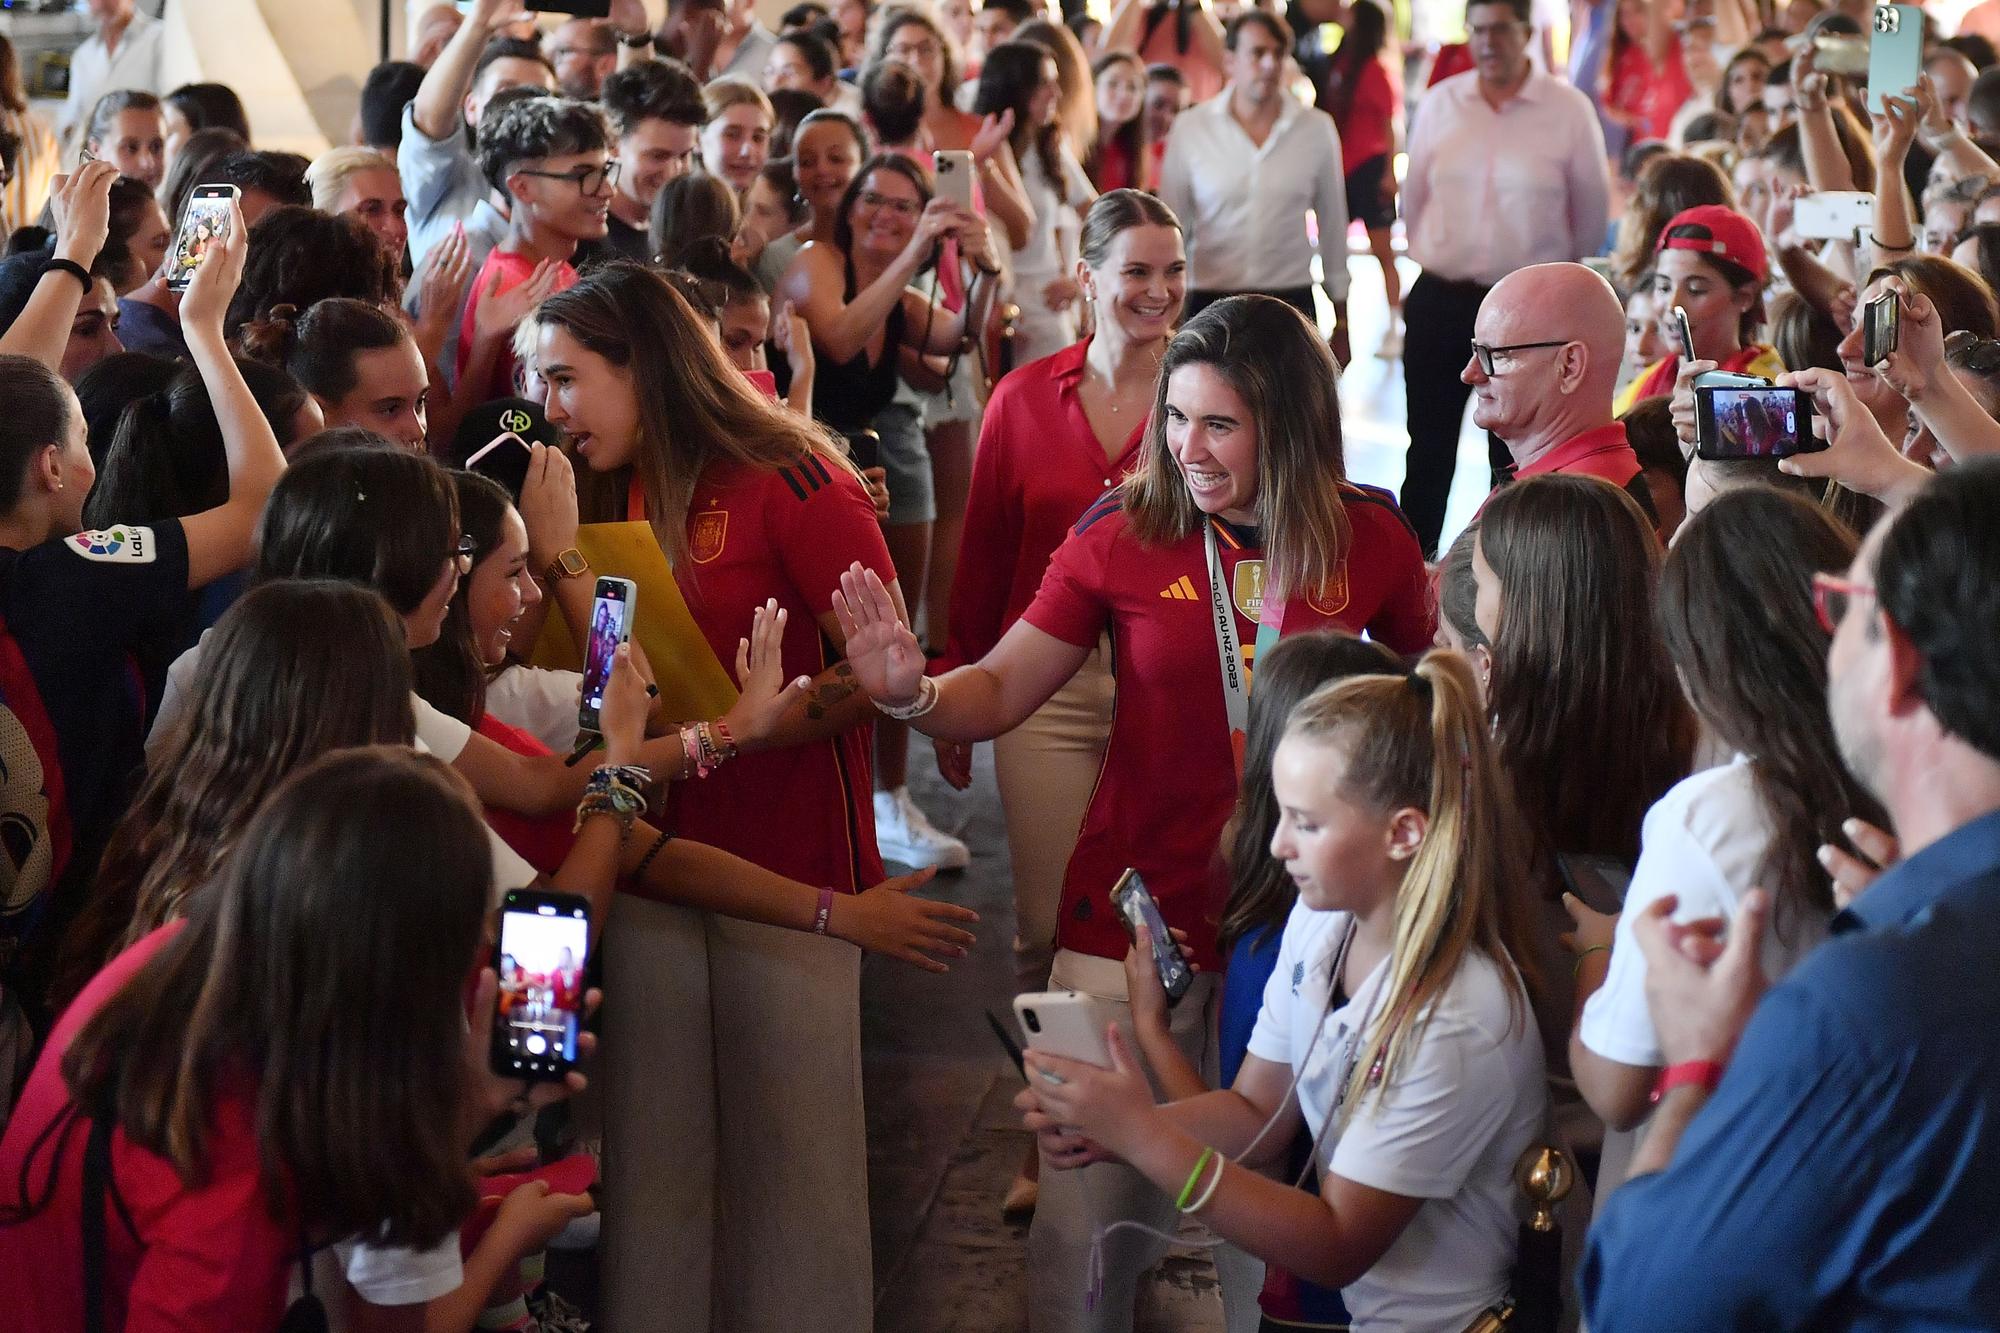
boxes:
[1159,576,1198,601]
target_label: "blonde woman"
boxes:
[1021,652,1549,1332]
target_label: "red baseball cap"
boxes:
[1655,204,1769,285]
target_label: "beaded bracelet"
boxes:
[875,675,939,721]
[575,790,642,833]
[634,826,674,878]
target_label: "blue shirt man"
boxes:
[1582,455,2000,1331]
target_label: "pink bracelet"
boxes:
[812,886,835,935]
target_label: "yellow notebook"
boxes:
[529,521,738,721]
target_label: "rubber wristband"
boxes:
[1650,1059,1726,1104]
[1572,944,1609,979]
[812,886,835,935]
[1182,1152,1227,1215]
[44,258,90,293]
[1174,1147,1215,1211]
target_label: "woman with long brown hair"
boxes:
[1,746,554,1328]
[528,259,917,1333]
[1571,486,1885,1139]
[836,293,1431,1328]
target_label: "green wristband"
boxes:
[1175,1147,1215,1211]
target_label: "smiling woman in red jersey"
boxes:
[837,292,1433,1328]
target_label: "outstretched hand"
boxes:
[718,597,814,745]
[832,562,925,706]
[843,867,979,973]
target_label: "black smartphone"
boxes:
[1694,384,1826,461]
[164,183,239,292]
[1863,291,1900,368]
[1110,869,1194,1006]
[578,576,636,735]
[843,428,882,472]
[1672,304,1696,361]
[492,889,591,1082]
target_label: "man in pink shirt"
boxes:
[1468,261,1661,530]
[1400,0,1610,554]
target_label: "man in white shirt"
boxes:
[1158,11,1352,361]
[1399,0,1608,554]
[58,0,163,145]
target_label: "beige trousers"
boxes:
[992,642,1115,996]
[596,900,871,1333]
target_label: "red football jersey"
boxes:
[666,454,896,892]
[1020,487,1432,969]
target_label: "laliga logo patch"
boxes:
[68,526,156,564]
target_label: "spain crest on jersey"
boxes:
[690,509,729,564]
[1305,564,1350,617]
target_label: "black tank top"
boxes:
[811,254,907,432]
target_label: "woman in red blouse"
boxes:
[839,293,1433,1326]
[1602,0,1693,145]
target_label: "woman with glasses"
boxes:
[457,94,616,402]
[1569,487,1880,1156]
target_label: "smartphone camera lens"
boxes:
[1022,1009,1041,1034]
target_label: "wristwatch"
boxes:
[544,548,589,584]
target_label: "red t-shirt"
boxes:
[0,922,299,1331]
[666,454,896,892]
[457,247,581,404]
[1020,490,1432,968]
[1427,44,1473,88]
[1332,56,1397,167]
[478,712,576,876]
[938,340,1143,673]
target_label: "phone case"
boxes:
[1014,992,1114,1069]
[1867,5,1926,115]
[933,151,975,213]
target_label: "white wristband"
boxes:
[875,675,939,721]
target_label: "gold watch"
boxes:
[544,548,589,584]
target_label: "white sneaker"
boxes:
[874,787,971,871]
[1376,324,1405,360]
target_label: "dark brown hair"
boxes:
[1865,255,2000,341]
[1124,295,1353,601]
[649,169,739,269]
[253,443,460,616]
[531,260,845,561]
[413,470,515,726]
[1658,485,1884,940]
[57,747,487,1248]
[223,207,400,340]
[59,581,415,1004]
[1479,474,1695,872]
[1611,153,1735,294]
[240,296,410,406]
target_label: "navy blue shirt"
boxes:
[1581,808,2000,1331]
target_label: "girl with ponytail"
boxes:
[1021,650,1548,1331]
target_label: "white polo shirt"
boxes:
[1157,88,1351,301]
[1247,900,1548,1332]
[1580,755,1830,1068]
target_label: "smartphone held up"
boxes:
[164,184,240,292]
[492,889,591,1082]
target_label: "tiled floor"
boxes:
[858,248,1483,1332]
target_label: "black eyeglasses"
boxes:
[1470,339,1572,375]
[514,161,621,194]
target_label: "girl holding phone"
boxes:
[1618,204,1783,413]
[836,294,1432,1329]
[1019,651,1547,1331]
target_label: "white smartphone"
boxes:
[164,183,240,291]
[1792,190,1874,241]
[1014,991,1113,1069]
[932,150,975,214]
[578,576,637,735]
